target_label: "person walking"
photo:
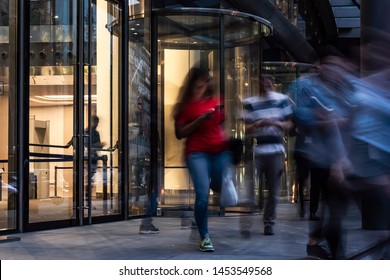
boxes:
[242,74,293,235]
[292,51,355,259]
[173,67,231,252]
[85,115,106,210]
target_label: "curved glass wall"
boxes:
[153,8,272,213]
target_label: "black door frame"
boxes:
[19,0,128,232]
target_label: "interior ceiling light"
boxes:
[129,1,140,6]
[30,95,97,106]
[33,95,97,101]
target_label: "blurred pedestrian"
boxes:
[291,120,312,219]
[292,49,356,259]
[85,115,106,210]
[241,74,293,235]
[342,32,390,258]
[173,67,231,252]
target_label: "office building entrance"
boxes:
[25,0,125,229]
[1,0,277,233]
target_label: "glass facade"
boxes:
[2,1,305,233]
[0,0,17,231]
[24,0,123,228]
[127,1,152,217]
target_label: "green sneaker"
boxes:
[199,237,214,252]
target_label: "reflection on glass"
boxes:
[224,43,261,209]
[84,0,121,218]
[0,0,17,231]
[27,0,122,223]
[128,18,152,217]
[28,0,76,223]
[156,10,270,213]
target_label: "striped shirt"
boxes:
[242,91,293,155]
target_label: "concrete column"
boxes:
[361,0,390,75]
[360,0,390,231]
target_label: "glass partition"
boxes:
[84,0,121,219]
[27,0,122,225]
[126,1,152,218]
[127,17,152,217]
[153,8,272,214]
[0,0,17,232]
[28,0,78,223]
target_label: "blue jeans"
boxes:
[186,151,231,239]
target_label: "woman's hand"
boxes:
[175,108,216,140]
[201,108,216,120]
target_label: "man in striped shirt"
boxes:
[242,74,293,235]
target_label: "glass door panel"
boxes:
[27,0,122,225]
[128,17,152,217]
[84,0,121,219]
[0,0,17,231]
[28,0,77,223]
[224,43,262,210]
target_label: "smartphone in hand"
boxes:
[215,104,224,111]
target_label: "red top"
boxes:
[176,97,228,155]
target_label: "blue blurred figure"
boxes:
[290,49,356,259]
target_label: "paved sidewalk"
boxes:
[0,203,389,260]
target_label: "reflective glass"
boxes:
[0,0,17,231]
[154,9,271,213]
[28,0,77,223]
[128,17,152,217]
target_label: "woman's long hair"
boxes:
[172,67,214,120]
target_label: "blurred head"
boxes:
[187,67,213,99]
[173,67,214,119]
[315,45,358,94]
[260,74,275,96]
[91,115,99,129]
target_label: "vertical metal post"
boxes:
[109,28,114,211]
[218,14,226,215]
[75,0,86,225]
[86,0,94,225]
[219,14,225,105]
[0,172,2,201]
[16,0,30,232]
[150,0,159,217]
[54,166,58,197]
[102,156,108,215]
[120,0,130,219]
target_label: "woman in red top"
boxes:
[173,67,231,252]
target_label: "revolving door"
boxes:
[153,8,272,213]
